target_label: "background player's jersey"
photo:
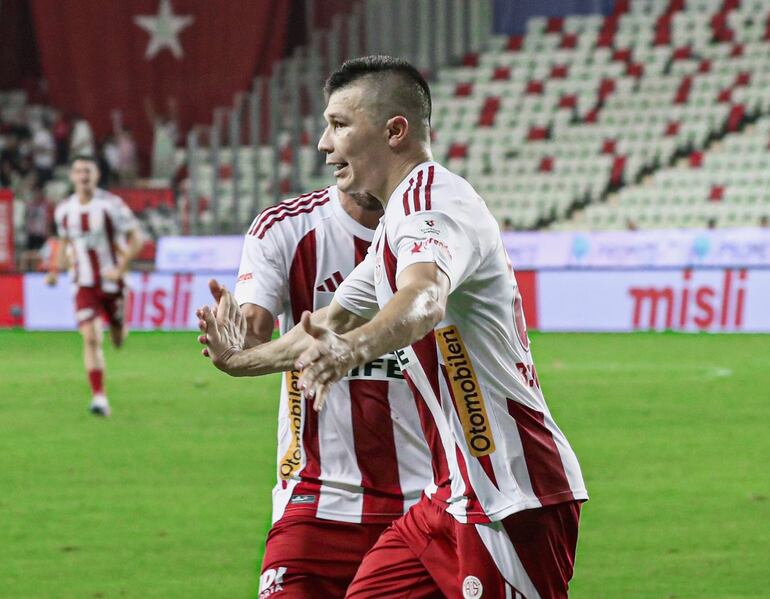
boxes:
[54,189,138,294]
[336,163,588,524]
[235,186,431,524]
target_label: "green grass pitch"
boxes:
[1,330,768,598]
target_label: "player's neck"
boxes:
[339,194,382,229]
[77,190,95,204]
[380,147,433,207]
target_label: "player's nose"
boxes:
[317,125,333,154]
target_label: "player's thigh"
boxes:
[260,517,387,599]
[346,525,443,599]
[78,316,102,347]
[467,501,582,599]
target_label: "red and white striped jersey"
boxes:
[234,185,431,525]
[54,189,139,293]
[336,162,588,524]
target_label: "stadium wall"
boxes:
[9,267,770,333]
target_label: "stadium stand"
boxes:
[184,0,770,233]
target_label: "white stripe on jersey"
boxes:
[475,521,542,599]
[235,186,431,524]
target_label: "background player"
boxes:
[198,56,587,598]
[218,185,431,598]
[46,156,143,416]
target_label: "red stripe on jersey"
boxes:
[409,332,452,494]
[402,178,414,216]
[256,195,331,239]
[290,229,321,507]
[62,213,69,236]
[353,236,370,266]
[506,398,574,505]
[382,233,398,293]
[332,271,344,286]
[103,210,117,264]
[412,168,424,213]
[349,380,405,521]
[80,212,101,288]
[440,364,499,490]
[248,188,328,235]
[424,165,435,210]
[454,445,490,522]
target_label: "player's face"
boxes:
[319,84,389,197]
[70,160,100,194]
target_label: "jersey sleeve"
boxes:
[233,228,287,318]
[391,210,480,293]
[334,249,379,321]
[109,197,140,233]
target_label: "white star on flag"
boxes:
[134,0,194,60]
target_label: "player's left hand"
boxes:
[296,311,358,412]
[197,281,247,374]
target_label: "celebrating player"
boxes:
[214,185,431,598]
[199,56,587,598]
[47,156,143,417]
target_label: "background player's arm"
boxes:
[104,226,143,282]
[45,238,70,286]
[297,262,450,409]
[198,284,368,377]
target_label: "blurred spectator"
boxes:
[116,128,138,184]
[626,218,639,231]
[707,217,717,229]
[100,134,120,186]
[501,217,515,231]
[760,215,769,228]
[146,96,179,181]
[69,113,95,159]
[0,133,23,186]
[52,109,71,165]
[31,118,55,184]
[19,183,52,271]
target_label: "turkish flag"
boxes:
[31,0,290,162]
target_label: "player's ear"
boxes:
[386,115,409,149]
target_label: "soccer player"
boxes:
[199,56,587,598]
[222,185,431,598]
[46,156,143,417]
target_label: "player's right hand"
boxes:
[44,272,58,287]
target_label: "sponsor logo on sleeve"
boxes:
[237,272,253,282]
[278,370,303,480]
[436,326,496,457]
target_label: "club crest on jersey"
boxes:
[278,370,303,479]
[462,575,483,598]
[436,326,496,457]
[420,219,440,235]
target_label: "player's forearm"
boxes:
[226,308,330,376]
[343,284,445,368]
[119,229,144,271]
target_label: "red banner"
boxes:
[31,0,290,155]
[0,190,15,272]
[112,188,174,212]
